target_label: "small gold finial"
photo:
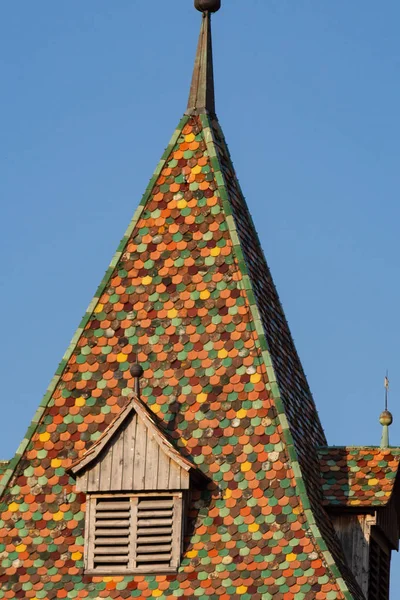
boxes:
[380,410,393,427]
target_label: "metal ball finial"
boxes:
[130,364,144,378]
[130,363,144,398]
[379,409,393,427]
[195,0,221,13]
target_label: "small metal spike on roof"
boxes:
[130,362,144,398]
[380,372,393,448]
[187,0,221,115]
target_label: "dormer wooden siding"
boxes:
[70,396,202,493]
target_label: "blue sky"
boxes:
[1,0,400,593]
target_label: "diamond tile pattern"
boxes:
[0,115,363,599]
[319,447,400,507]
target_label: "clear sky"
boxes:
[1,0,400,594]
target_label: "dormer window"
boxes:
[85,493,183,574]
[70,395,205,575]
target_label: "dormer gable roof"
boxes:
[70,395,207,492]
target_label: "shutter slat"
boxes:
[138,500,174,509]
[134,563,171,571]
[95,537,130,546]
[96,528,130,536]
[97,501,131,510]
[137,536,172,544]
[95,511,130,518]
[137,544,172,554]
[95,546,129,555]
[138,510,173,518]
[94,556,130,564]
[138,518,173,527]
[137,527,172,535]
[136,554,172,563]
[96,519,130,527]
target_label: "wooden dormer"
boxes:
[69,395,207,575]
[70,394,203,493]
[319,447,400,599]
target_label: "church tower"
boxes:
[1,3,400,599]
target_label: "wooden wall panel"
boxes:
[145,429,160,490]
[377,500,399,551]
[77,411,189,492]
[133,415,147,490]
[331,512,375,597]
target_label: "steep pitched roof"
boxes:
[0,123,364,600]
[319,446,400,508]
[0,6,368,600]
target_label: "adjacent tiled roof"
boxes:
[319,447,400,507]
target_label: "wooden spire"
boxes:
[187,11,217,115]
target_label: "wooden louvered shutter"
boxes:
[86,496,133,572]
[368,536,390,600]
[85,493,183,574]
[135,495,181,571]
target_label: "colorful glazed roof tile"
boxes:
[1,4,395,600]
[319,447,400,508]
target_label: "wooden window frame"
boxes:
[84,491,184,576]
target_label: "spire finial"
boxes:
[187,1,221,115]
[130,363,144,398]
[380,372,393,448]
[195,0,221,13]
